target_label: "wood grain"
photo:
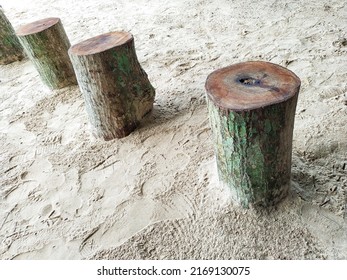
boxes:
[205,61,301,111]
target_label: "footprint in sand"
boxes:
[196,127,211,142]
[301,204,347,259]
[39,203,61,226]
[80,164,115,191]
[78,226,101,259]
[13,238,81,260]
[319,86,345,100]
[19,202,44,225]
[5,158,53,203]
[170,152,190,171]
[141,152,190,197]
[36,133,63,155]
[20,158,52,184]
[40,204,53,218]
[141,174,172,197]
[156,152,190,174]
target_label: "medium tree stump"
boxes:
[16,17,77,89]
[0,8,25,64]
[205,61,301,208]
[69,31,156,140]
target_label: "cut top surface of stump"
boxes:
[69,31,133,55]
[16,17,60,36]
[205,61,301,111]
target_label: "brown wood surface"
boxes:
[205,61,301,111]
[69,31,133,55]
[16,17,60,36]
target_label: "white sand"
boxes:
[0,0,346,259]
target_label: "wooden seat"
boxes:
[69,31,155,140]
[205,61,301,208]
[16,17,77,89]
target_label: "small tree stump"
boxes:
[16,17,77,89]
[69,31,156,140]
[0,8,25,64]
[205,61,300,208]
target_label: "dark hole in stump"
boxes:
[238,77,261,86]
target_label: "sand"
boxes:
[0,0,346,260]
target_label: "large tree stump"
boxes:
[0,8,25,64]
[16,17,77,89]
[205,61,301,208]
[69,31,156,140]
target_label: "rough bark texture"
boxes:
[69,31,155,140]
[205,61,300,208]
[16,17,77,89]
[0,9,25,65]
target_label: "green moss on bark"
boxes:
[207,94,298,208]
[0,9,25,64]
[69,35,155,140]
[17,19,76,89]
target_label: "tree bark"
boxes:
[16,17,77,89]
[205,61,301,208]
[0,8,25,64]
[69,31,156,140]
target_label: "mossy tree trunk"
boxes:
[69,31,155,140]
[0,8,25,64]
[16,17,77,89]
[205,61,300,208]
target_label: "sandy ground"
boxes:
[0,0,346,260]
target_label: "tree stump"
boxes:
[16,17,77,89]
[0,8,25,64]
[69,31,156,140]
[205,61,301,208]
